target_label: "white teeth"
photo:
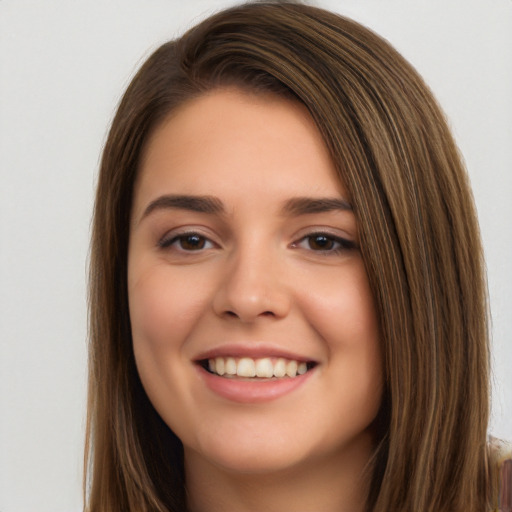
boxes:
[206,356,312,378]
[255,358,274,378]
[286,360,298,377]
[237,358,256,377]
[225,357,237,375]
[215,357,225,376]
[273,358,287,378]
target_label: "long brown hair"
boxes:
[86,2,490,510]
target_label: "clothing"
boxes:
[489,437,512,511]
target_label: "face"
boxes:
[128,88,382,477]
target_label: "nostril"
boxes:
[223,310,275,319]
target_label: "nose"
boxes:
[212,244,291,323]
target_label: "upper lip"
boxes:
[193,343,317,363]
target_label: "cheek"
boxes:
[298,260,379,349]
[127,264,207,428]
[297,261,382,416]
[129,275,176,350]
[127,264,201,407]
[128,262,207,349]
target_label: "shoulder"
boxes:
[488,436,512,511]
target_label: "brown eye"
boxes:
[307,235,335,251]
[178,234,206,251]
[158,232,214,251]
[292,232,357,254]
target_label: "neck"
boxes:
[185,434,373,512]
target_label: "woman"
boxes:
[85,2,500,511]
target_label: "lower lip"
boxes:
[197,366,314,403]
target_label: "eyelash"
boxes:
[158,231,216,252]
[292,232,356,254]
[158,230,356,254]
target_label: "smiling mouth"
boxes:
[199,356,317,379]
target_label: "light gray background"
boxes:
[1,1,511,511]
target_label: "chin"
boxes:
[183,416,375,478]
[189,440,312,476]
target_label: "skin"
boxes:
[128,88,382,512]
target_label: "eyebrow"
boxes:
[139,194,352,223]
[281,197,352,215]
[140,194,225,220]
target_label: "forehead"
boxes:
[133,88,346,218]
